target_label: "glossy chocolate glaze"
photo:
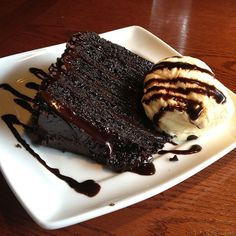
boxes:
[42,91,109,145]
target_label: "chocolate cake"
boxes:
[31,32,170,172]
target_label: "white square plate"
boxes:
[0,26,236,229]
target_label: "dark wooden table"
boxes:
[0,0,236,235]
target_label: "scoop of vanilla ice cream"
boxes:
[142,56,234,141]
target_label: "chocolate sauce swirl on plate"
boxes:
[1,114,100,197]
[0,69,101,197]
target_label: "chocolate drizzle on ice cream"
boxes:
[150,60,214,76]
[142,56,234,141]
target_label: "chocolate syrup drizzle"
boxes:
[29,67,51,80]
[169,155,178,161]
[25,82,40,91]
[0,69,101,197]
[14,98,34,113]
[144,77,226,104]
[1,114,100,197]
[158,144,202,155]
[150,94,203,122]
[150,61,214,76]
[187,135,198,141]
[0,83,33,102]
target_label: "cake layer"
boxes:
[32,32,170,172]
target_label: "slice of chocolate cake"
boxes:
[31,32,170,173]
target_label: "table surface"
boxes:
[0,0,236,235]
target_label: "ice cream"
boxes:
[141,56,234,141]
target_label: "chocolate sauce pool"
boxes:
[132,163,156,175]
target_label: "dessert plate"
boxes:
[0,26,236,229]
